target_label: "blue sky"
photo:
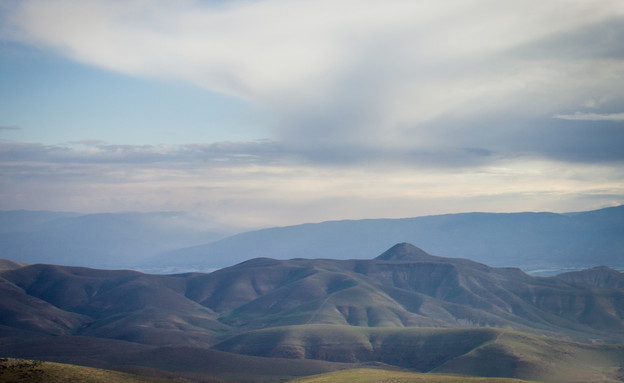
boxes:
[0,41,273,145]
[1,0,623,229]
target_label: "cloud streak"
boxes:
[1,139,623,228]
[554,112,624,121]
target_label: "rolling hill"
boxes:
[0,358,172,383]
[2,243,624,344]
[148,205,624,272]
[1,243,624,382]
[286,368,541,383]
[217,325,624,382]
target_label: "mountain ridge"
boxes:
[2,244,624,382]
[148,205,624,272]
[375,243,435,261]
[2,244,623,343]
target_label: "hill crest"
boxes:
[375,242,433,261]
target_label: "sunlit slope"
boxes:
[215,325,624,383]
[286,368,541,383]
[1,336,356,382]
[0,358,171,383]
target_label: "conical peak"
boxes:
[375,243,432,261]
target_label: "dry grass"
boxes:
[0,358,169,383]
[286,368,542,383]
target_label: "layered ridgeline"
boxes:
[2,205,624,273]
[149,205,624,272]
[1,244,624,382]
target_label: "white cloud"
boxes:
[5,0,624,141]
[553,112,624,121]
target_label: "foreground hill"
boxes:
[3,327,622,382]
[0,336,357,382]
[150,205,624,271]
[217,325,624,382]
[286,368,541,383]
[0,358,171,383]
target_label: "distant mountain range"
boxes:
[1,206,622,273]
[149,205,624,273]
[0,210,231,270]
[1,243,624,382]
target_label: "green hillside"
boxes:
[0,358,173,383]
[286,368,541,383]
[215,325,624,383]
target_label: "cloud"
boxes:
[1,138,622,228]
[553,112,624,121]
[0,125,21,131]
[0,139,508,173]
[0,140,286,166]
[4,0,624,157]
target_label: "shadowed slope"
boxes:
[215,325,624,383]
[185,244,624,342]
[555,266,624,288]
[1,264,229,346]
[2,243,623,345]
[1,334,356,382]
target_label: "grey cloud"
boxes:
[553,112,624,121]
[418,113,624,165]
[0,125,21,131]
[0,140,286,166]
[0,138,511,174]
[526,119,624,163]
[511,17,624,60]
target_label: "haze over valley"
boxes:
[1,205,623,275]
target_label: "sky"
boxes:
[0,0,623,230]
